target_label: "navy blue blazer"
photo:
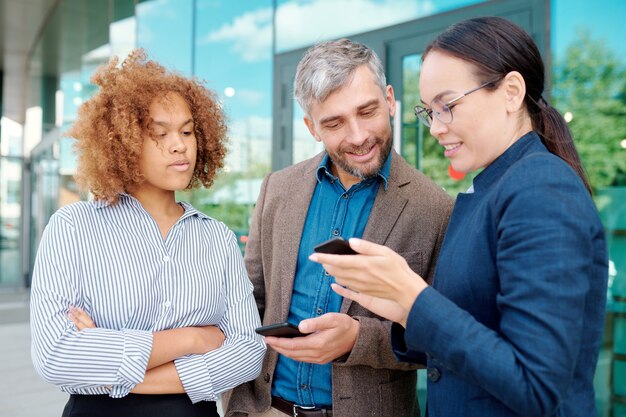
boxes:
[393,132,608,417]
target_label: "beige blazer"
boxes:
[225,151,453,417]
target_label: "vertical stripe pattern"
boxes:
[30,194,265,403]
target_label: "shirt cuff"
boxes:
[110,329,153,397]
[391,322,426,365]
[175,355,217,403]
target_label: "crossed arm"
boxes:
[68,307,224,394]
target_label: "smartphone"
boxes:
[255,322,305,338]
[313,237,357,255]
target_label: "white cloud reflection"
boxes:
[201,0,436,62]
[202,8,273,62]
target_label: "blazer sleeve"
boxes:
[401,157,607,416]
[337,315,420,370]
[243,173,271,319]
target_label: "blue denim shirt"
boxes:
[271,152,391,407]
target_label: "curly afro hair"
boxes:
[67,49,227,203]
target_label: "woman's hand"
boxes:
[68,306,96,330]
[191,325,226,354]
[309,238,427,314]
[330,284,409,327]
[67,306,225,369]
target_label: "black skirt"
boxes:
[62,394,219,417]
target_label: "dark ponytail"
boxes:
[530,97,592,193]
[424,16,592,194]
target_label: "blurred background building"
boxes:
[0,0,625,415]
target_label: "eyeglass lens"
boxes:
[414,80,497,128]
[414,99,452,127]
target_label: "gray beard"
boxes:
[329,135,392,181]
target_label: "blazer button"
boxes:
[427,367,441,382]
[264,373,271,383]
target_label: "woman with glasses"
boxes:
[310,16,608,417]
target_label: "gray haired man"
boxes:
[224,38,453,417]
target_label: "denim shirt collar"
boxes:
[315,150,392,191]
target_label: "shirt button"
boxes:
[332,229,339,236]
[324,271,330,276]
[342,194,348,199]
[164,301,171,308]
[301,384,307,390]
[427,367,441,382]
[163,256,170,262]
[316,308,323,315]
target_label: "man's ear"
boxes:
[386,85,396,118]
[304,116,322,142]
[502,71,527,113]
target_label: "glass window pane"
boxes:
[1,117,23,157]
[187,0,273,251]
[0,157,23,287]
[293,103,323,165]
[275,0,486,53]
[552,2,626,414]
[136,0,193,75]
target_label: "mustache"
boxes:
[341,139,380,154]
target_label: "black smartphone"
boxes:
[255,322,305,338]
[313,237,357,255]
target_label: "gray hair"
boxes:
[293,38,387,115]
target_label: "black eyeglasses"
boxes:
[414,80,498,127]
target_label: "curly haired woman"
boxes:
[30,49,266,417]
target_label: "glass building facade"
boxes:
[1,0,625,415]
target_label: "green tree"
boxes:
[177,159,270,231]
[552,28,626,190]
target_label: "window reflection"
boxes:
[275,0,486,53]
[186,0,273,250]
[136,0,193,75]
[0,157,22,287]
[293,103,323,165]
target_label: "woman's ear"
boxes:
[502,71,527,112]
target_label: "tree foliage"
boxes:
[177,159,270,231]
[552,28,626,190]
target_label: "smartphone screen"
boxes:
[313,237,357,255]
[255,322,305,338]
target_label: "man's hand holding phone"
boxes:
[313,237,357,255]
[261,313,359,365]
[257,238,359,364]
[255,322,305,338]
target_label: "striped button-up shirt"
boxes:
[30,194,265,403]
